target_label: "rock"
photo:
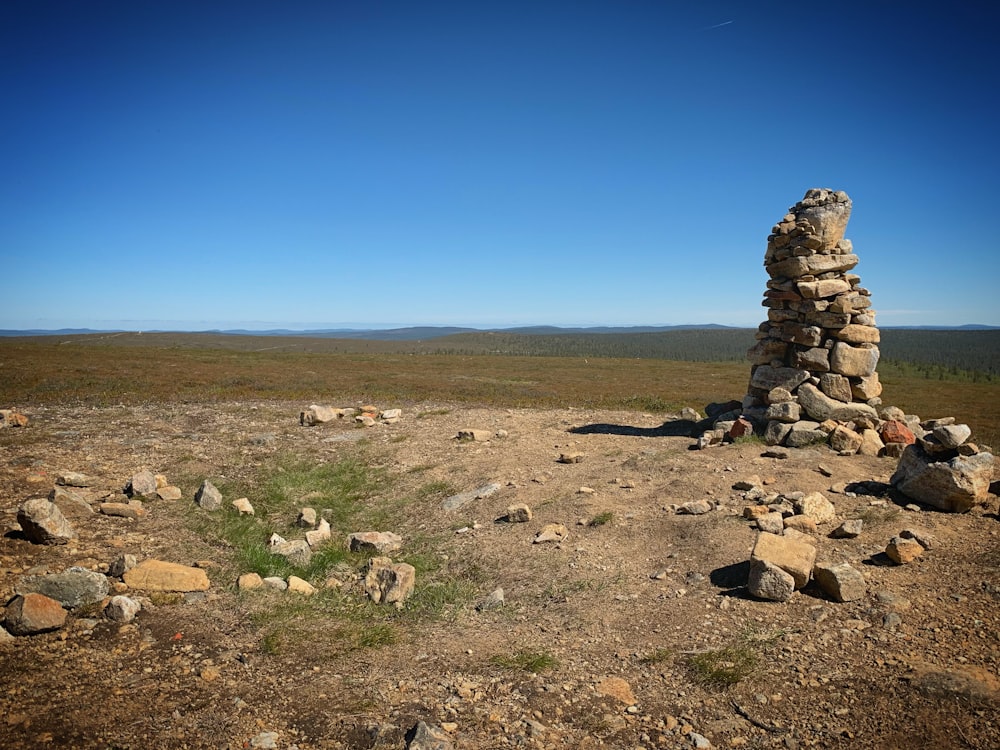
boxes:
[756,512,784,535]
[829,342,880,377]
[263,577,288,591]
[819,373,853,402]
[595,676,636,705]
[269,538,312,566]
[886,536,923,564]
[890,445,993,512]
[55,471,95,487]
[0,409,29,427]
[677,499,713,515]
[764,421,792,446]
[3,593,66,635]
[796,383,878,423]
[793,492,836,524]
[126,470,158,498]
[505,504,532,522]
[533,523,569,543]
[747,558,796,602]
[17,498,77,544]
[831,519,863,538]
[743,505,771,521]
[194,480,223,510]
[750,366,810,392]
[476,588,505,611]
[899,528,937,550]
[305,519,332,547]
[250,731,281,749]
[300,405,339,425]
[442,482,501,511]
[287,576,316,595]
[232,497,255,515]
[784,421,828,448]
[109,554,137,578]
[238,573,264,590]
[123,560,211,592]
[728,418,755,439]
[297,507,317,527]
[49,486,94,517]
[156,486,182,501]
[348,531,402,553]
[765,402,800,423]
[783,515,818,534]
[407,721,453,750]
[829,425,863,454]
[881,420,916,445]
[356,414,377,427]
[934,423,972,449]
[813,561,866,602]
[100,502,146,519]
[364,557,415,606]
[751,532,816,589]
[557,452,584,464]
[857,428,885,456]
[380,408,402,421]
[456,429,491,442]
[105,595,141,622]
[16,566,110,608]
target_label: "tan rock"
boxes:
[834,324,880,344]
[123,560,210,592]
[3,593,66,635]
[287,576,316,595]
[534,523,569,543]
[751,532,816,589]
[783,515,818,534]
[238,573,264,590]
[886,536,923,564]
[506,504,532,522]
[595,677,636,705]
[857,428,885,456]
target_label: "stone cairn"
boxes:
[744,188,884,450]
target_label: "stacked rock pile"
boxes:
[743,188,884,450]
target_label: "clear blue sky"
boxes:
[3,1,998,330]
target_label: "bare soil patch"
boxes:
[1,400,998,749]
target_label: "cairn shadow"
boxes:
[569,418,700,438]
[710,560,752,598]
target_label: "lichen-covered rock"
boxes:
[17,498,77,545]
[890,445,993,512]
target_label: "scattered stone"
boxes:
[109,554,137,578]
[756,512,784,535]
[300,405,339,425]
[55,471,94,487]
[297,507,317,528]
[380,408,402,422]
[3,593,67,635]
[156,485,183,501]
[743,505,771,521]
[238,573,264,590]
[194,480,223,510]
[100,502,146,519]
[17,498,77,545]
[348,531,403,553]
[677,499,713,515]
[122,560,211,592]
[934,423,972,450]
[831,519,863,538]
[105,595,141,623]
[407,722,453,750]
[533,523,569,543]
[751,532,816,589]
[262,577,288,591]
[783,515,818,534]
[557,452,584,464]
[747,558,796,602]
[249,731,280,749]
[364,557,415,606]
[49,486,93,517]
[476,588,505,611]
[595,676,636,705]
[899,528,937,550]
[885,536,924,565]
[505,503,532,522]
[0,409,29,427]
[891,445,994,512]
[356,414,377,427]
[813,561,866,602]
[456,429,491,442]
[126,470,158,498]
[269,538,312,566]
[762,448,789,459]
[305,519,332,547]
[793,492,836,524]
[232,497,255,515]
[442,482,501,511]
[287,576,316,595]
[16,566,110,608]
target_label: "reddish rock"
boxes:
[881,420,915,446]
[728,418,755,439]
[3,593,67,635]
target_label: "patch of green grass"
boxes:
[414,480,456,499]
[491,650,558,673]
[588,511,614,527]
[417,408,451,419]
[687,645,758,687]
[732,433,764,445]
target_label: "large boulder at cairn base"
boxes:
[891,446,994,512]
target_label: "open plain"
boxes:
[1,335,998,749]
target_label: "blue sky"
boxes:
[3,1,998,330]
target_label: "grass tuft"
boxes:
[491,650,558,673]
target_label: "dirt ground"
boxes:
[1,400,998,749]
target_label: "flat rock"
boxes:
[156,486,183,501]
[534,523,569,543]
[595,676,636,705]
[793,492,836,524]
[831,519,863,538]
[287,576,316,595]
[55,471,95,487]
[891,446,993,512]
[349,531,403,553]
[443,482,501,511]
[232,497,255,515]
[456,429,491,442]
[123,559,211,592]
